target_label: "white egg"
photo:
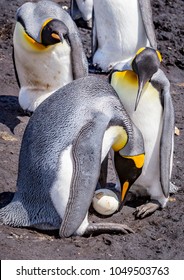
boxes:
[92,189,119,215]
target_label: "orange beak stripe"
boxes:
[121,181,129,201]
[51,33,61,40]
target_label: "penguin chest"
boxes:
[13,24,73,91]
[93,0,149,66]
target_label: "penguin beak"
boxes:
[51,32,64,43]
[134,75,147,111]
[120,181,130,207]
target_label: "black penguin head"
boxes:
[41,19,69,46]
[16,15,69,48]
[132,47,162,111]
[15,1,70,48]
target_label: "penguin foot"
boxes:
[17,107,33,117]
[22,109,33,117]
[74,18,92,29]
[133,200,161,219]
[83,222,134,236]
[88,64,107,74]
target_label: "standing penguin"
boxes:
[109,47,175,218]
[13,0,88,113]
[0,76,145,237]
[92,0,157,72]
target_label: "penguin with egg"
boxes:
[0,76,145,237]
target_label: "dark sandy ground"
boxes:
[0,0,183,260]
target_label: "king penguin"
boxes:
[13,0,88,113]
[109,47,175,218]
[0,76,145,237]
[92,0,157,72]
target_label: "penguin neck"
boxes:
[110,69,151,115]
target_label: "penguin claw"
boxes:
[18,107,33,117]
[23,109,33,117]
[74,18,92,29]
[84,222,134,236]
[16,106,33,116]
[133,201,161,219]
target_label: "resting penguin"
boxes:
[70,0,93,28]
[109,47,175,218]
[13,0,88,113]
[92,0,157,72]
[0,76,145,237]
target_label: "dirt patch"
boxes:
[0,0,184,260]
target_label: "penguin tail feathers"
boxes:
[0,199,30,227]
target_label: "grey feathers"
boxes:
[0,76,143,234]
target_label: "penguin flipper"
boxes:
[68,30,88,79]
[59,120,105,237]
[91,8,97,58]
[151,69,175,198]
[67,8,88,79]
[12,47,20,88]
[138,0,157,49]
[160,77,175,198]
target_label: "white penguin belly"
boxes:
[132,88,167,204]
[50,145,89,236]
[131,86,163,183]
[93,0,150,71]
[50,145,73,220]
[13,23,73,111]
